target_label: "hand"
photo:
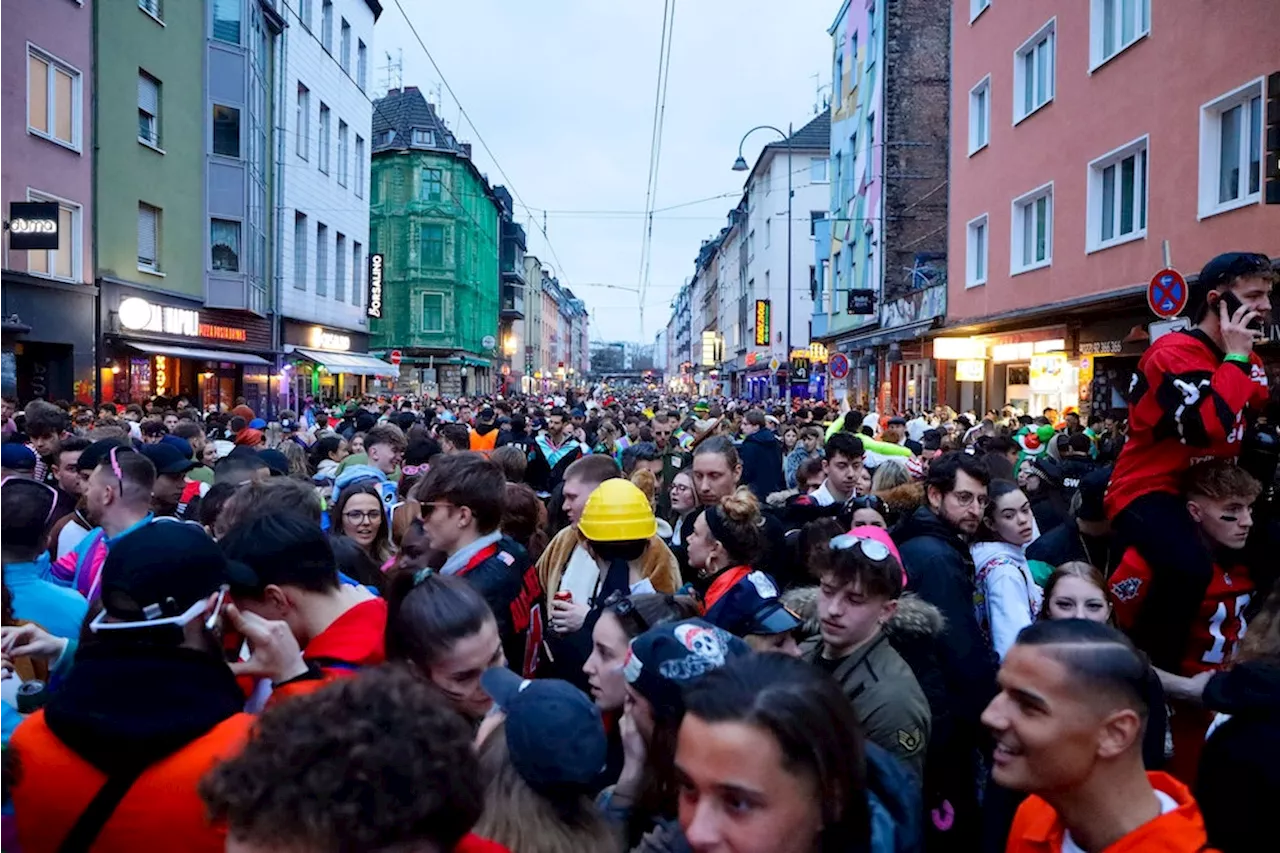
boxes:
[550,599,589,634]
[1219,298,1259,357]
[1,623,70,663]
[619,706,648,768]
[223,602,308,684]
[1178,670,1215,705]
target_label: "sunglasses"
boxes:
[602,589,650,634]
[1,476,59,527]
[829,532,892,562]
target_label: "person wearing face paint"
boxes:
[893,450,996,849]
[971,481,1043,662]
[988,620,1214,853]
[1108,460,1260,784]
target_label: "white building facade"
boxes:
[276,0,379,402]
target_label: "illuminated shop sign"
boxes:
[118,296,247,341]
[754,300,770,346]
[367,254,384,318]
[7,201,60,250]
[309,326,352,351]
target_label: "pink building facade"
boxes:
[943,0,1279,417]
[1,0,96,403]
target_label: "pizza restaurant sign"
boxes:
[117,297,246,342]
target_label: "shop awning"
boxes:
[128,342,270,366]
[292,348,398,376]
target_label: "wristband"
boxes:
[1224,353,1251,364]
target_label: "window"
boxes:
[849,33,858,89]
[340,19,351,71]
[966,214,988,287]
[296,84,309,159]
[298,0,311,29]
[354,136,365,198]
[810,210,826,237]
[335,233,347,302]
[413,128,434,146]
[211,219,241,272]
[374,128,393,147]
[212,104,240,157]
[293,212,307,290]
[137,71,160,147]
[969,76,990,154]
[1090,0,1149,69]
[865,114,874,176]
[866,3,877,66]
[421,224,445,266]
[25,193,79,282]
[28,47,80,150]
[422,167,443,201]
[810,157,828,182]
[357,40,368,91]
[748,229,755,260]
[1198,79,1264,219]
[138,203,160,272]
[970,0,990,23]
[318,103,331,174]
[764,218,771,249]
[862,230,874,290]
[321,0,333,52]
[1014,20,1055,122]
[139,0,162,21]
[337,120,348,186]
[1011,183,1053,273]
[1088,136,1148,252]
[316,223,328,297]
[371,169,382,204]
[423,293,445,332]
[212,0,241,44]
[834,43,844,103]
[352,241,363,306]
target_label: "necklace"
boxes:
[1079,532,1110,574]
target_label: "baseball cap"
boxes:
[1076,465,1112,523]
[158,434,194,461]
[257,448,290,477]
[705,571,801,638]
[1,443,37,472]
[480,668,607,793]
[76,438,130,472]
[887,416,907,426]
[623,618,750,720]
[1197,251,1274,292]
[140,442,197,475]
[248,418,267,430]
[478,407,496,421]
[96,520,254,624]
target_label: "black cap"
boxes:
[623,619,750,720]
[139,442,197,475]
[705,571,802,637]
[1076,465,1112,522]
[257,448,290,477]
[1197,251,1274,291]
[478,408,496,422]
[481,668,606,792]
[1,443,37,471]
[159,434,194,460]
[887,416,907,426]
[76,439,131,472]
[99,520,255,622]
[921,429,944,451]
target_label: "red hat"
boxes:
[234,428,265,447]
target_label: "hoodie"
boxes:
[1197,660,1280,853]
[738,429,785,500]
[970,540,1043,661]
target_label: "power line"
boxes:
[636,0,677,339]
[389,0,575,287]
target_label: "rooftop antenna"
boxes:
[378,49,402,98]
[812,73,831,115]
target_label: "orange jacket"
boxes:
[11,710,254,853]
[470,426,498,455]
[1006,772,1217,853]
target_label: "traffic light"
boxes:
[1267,72,1280,204]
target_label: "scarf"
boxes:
[441,530,504,576]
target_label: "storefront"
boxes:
[280,321,394,407]
[1,272,97,404]
[935,326,1073,416]
[99,283,275,414]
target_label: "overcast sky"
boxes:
[375,0,835,345]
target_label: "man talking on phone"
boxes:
[1106,251,1275,672]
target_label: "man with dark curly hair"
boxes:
[200,665,508,853]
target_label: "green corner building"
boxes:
[369,86,501,397]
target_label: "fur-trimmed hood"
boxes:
[766,488,798,508]
[780,587,945,644]
[877,481,925,517]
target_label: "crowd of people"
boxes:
[1,250,1277,852]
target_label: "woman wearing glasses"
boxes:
[331,481,392,567]
[666,469,698,550]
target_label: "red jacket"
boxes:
[271,597,388,704]
[1106,330,1267,519]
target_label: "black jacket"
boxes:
[456,536,542,675]
[1025,516,1119,575]
[738,429,785,501]
[1197,660,1280,853]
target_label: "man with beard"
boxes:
[894,450,996,848]
[526,406,583,496]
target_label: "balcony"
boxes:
[500,221,527,286]
[501,283,525,321]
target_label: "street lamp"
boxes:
[732,123,794,406]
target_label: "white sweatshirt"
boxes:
[971,540,1044,661]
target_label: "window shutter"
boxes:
[138,205,158,264]
[138,74,158,114]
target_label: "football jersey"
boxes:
[1105,330,1267,519]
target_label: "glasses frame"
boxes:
[829,532,892,562]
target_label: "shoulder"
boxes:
[1007,794,1063,850]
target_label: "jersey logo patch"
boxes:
[897,728,923,753]
[1111,576,1142,602]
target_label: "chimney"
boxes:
[460,142,472,158]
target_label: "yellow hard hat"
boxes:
[577,479,657,542]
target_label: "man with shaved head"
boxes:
[986,620,1214,853]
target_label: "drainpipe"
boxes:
[270,15,289,417]
[91,0,102,406]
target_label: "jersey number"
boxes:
[1201,593,1251,665]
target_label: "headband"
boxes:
[704,504,731,544]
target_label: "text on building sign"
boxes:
[367,254,384,319]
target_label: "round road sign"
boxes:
[829,352,850,380]
[389,350,402,366]
[1147,268,1188,319]
[482,334,497,349]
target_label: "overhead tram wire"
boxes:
[390,0,575,287]
[635,0,677,340]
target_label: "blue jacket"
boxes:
[5,554,89,640]
[738,429,785,501]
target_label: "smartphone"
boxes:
[1217,289,1263,332]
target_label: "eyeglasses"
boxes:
[420,501,454,518]
[1,476,59,527]
[601,589,650,634]
[343,510,382,524]
[829,532,892,562]
[949,490,989,509]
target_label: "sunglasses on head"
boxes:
[1,476,60,527]
[829,532,892,562]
